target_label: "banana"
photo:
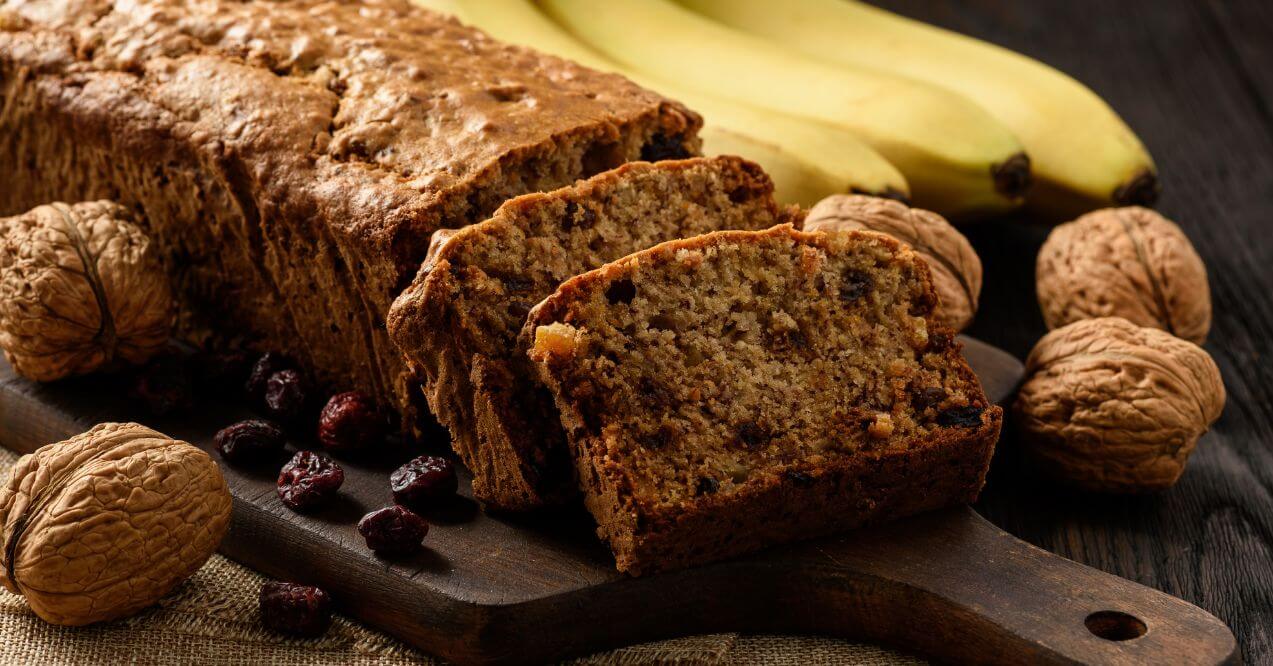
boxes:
[410,0,908,206]
[538,0,1030,219]
[677,0,1157,218]
[695,105,908,206]
[700,127,867,207]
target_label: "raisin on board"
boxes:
[390,455,458,510]
[214,419,286,466]
[317,391,386,453]
[277,451,345,511]
[245,352,293,402]
[264,369,308,423]
[259,582,332,638]
[357,506,429,558]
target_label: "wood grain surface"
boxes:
[872,2,1273,663]
[0,340,1239,664]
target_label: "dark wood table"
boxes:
[872,1,1273,663]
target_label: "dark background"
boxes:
[873,1,1273,662]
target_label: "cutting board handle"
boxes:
[767,505,1238,664]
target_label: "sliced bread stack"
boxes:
[387,157,796,509]
[390,157,1000,573]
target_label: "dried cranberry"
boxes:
[131,352,192,416]
[936,405,985,428]
[784,469,815,487]
[912,386,948,411]
[245,352,293,402]
[318,392,386,453]
[264,369,308,423]
[277,451,345,511]
[640,429,672,451]
[215,419,286,465]
[605,279,637,304]
[639,132,690,162]
[840,270,873,302]
[926,331,955,353]
[735,422,772,449]
[357,506,429,557]
[390,455,458,509]
[259,582,332,637]
[562,200,597,230]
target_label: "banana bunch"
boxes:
[538,0,1031,219]
[415,0,1155,219]
[411,0,909,207]
[677,0,1158,219]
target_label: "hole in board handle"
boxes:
[1085,611,1148,641]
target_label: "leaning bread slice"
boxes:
[387,157,795,510]
[524,225,1001,574]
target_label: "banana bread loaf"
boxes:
[0,0,699,432]
[525,225,1002,574]
[387,157,796,509]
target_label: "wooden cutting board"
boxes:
[0,338,1236,665]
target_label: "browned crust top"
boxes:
[0,0,698,269]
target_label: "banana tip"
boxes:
[992,152,1032,199]
[1113,169,1161,207]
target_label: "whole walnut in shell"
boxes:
[1036,206,1210,344]
[805,195,981,331]
[1014,317,1224,493]
[0,201,174,381]
[0,423,231,626]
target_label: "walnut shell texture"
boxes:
[0,201,174,382]
[1014,317,1225,493]
[1036,206,1211,344]
[0,423,231,626]
[805,195,981,331]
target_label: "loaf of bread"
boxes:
[525,225,1001,574]
[387,157,797,509]
[0,0,699,431]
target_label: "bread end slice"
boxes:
[525,225,1001,574]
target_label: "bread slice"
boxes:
[0,0,699,434]
[524,225,1001,574]
[387,157,796,509]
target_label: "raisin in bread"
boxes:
[387,157,797,509]
[0,0,698,433]
[525,225,1001,574]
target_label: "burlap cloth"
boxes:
[0,447,921,665]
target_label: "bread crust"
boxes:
[525,225,1002,574]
